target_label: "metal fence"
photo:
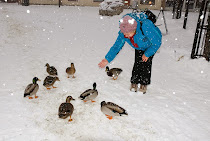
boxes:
[191,0,210,61]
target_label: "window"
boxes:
[140,0,155,5]
[93,0,104,2]
[165,0,174,7]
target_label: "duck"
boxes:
[45,63,58,76]
[43,76,60,90]
[105,66,122,80]
[58,96,75,122]
[66,63,76,78]
[79,82,98,102]
[101,101,128,120]
[24,77,41,99]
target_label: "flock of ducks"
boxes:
[24,63,125,121]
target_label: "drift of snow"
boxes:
[99,0,124,11]
[0,3,210,141]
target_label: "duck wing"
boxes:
[106,102,128,115]
[111,68,122,72]
[58,103,74,119]
[110,68,122,76]
[43,76,54,86]
[79,89,93,100]
[48,66,57,75]
[24,84,37,95]
[66,67,70,73]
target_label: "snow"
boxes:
[0,3,210,141]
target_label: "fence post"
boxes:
[203,10,210,61]
[183,0,190,29]
[191,0,206,59]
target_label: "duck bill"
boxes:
[38,79,41,81]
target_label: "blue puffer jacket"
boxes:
[105,13,162,63]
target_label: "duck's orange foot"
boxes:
[108,116,113,120]
[35,96,38,99]
[105,115,113,120]
[53,86,57,88]
[83,100,87,102]
[29,97,33,99]
[91,100,96,103]
[47,88,51,90]
[68,119,73,122]
[113,77,118,80]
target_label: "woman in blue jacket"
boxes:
[98,12,162,93]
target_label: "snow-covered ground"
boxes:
[0,3,210,141]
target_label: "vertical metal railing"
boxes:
[191,0,209,60]
[183,0,190,29]
[203,12,210,61]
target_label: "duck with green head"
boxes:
[79,82,98,103]
[101,101,128,120]
[106,66,122,80]
[24,77,41,99]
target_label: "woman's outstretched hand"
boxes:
[98,59,108,68]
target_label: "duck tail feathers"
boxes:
[24,93,30,97]
[124,111,128,115]
[121,111,128,116]
[79,96,85,100]
[58,114,68,119]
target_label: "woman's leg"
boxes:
[130,50,153,85]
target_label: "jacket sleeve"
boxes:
[142,19,162,57]
[105,34,125,63]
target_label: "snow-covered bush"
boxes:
[99,0,124,16]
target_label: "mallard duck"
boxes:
[45,63,58,76]
[101,101,128,120]
[58,96,75,122]
[79,82,98,102]
[24,77,41,99]
[66,63,76,78]
[43,76,60,90]
[105,66,122,80]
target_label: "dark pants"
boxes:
[130,50,154,85]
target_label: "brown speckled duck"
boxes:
[45,63,58,76]
[43,76,60,90]
[24,77,41,99]
[101,101,128,120]
[58,96,75,122]
[66,63,76,78]
[105,66,122,80]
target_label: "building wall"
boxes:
[29,0,58,5]
[29,0,101,6]
[29,0,162,10]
